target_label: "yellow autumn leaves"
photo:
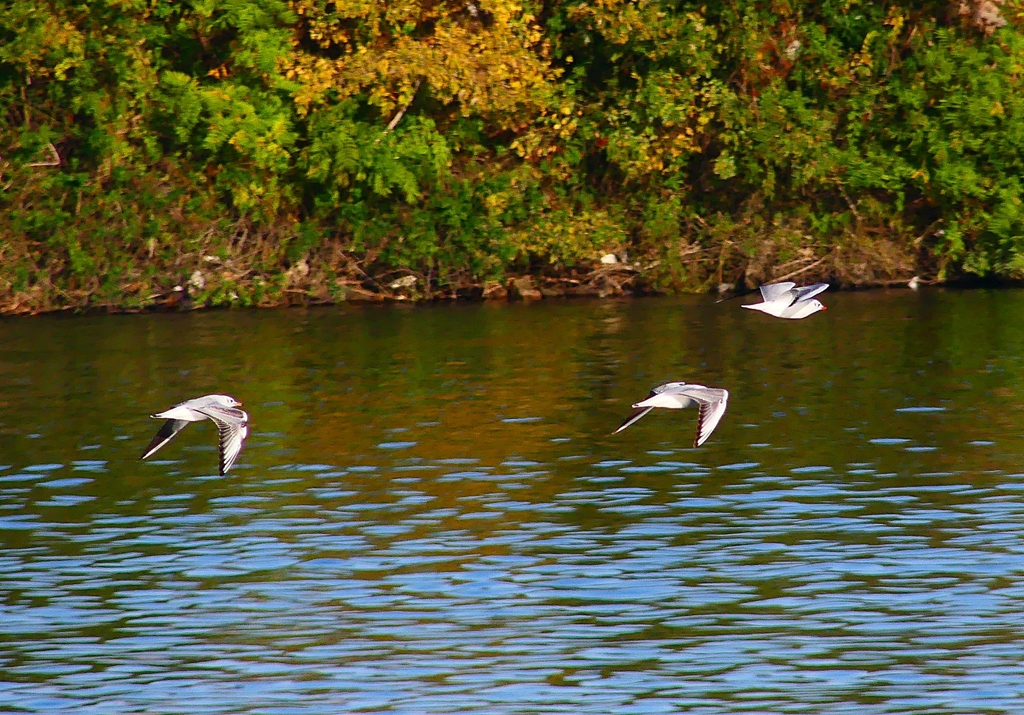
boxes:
[288,0,560,131]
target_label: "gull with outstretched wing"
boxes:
[614,382,729,447]
[141,394,249,475]
[741,281,829,319]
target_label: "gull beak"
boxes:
[821,306,827,311]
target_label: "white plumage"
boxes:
[742,281,829,319]
[141,394,249,475]
[614,382,729,447]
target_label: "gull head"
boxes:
[781,299,827,319]
[209,394,243,408]
[801,299,826,316]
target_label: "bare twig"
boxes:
[913,220,943,247]
[772,254,830,283]
[340,253,386,293]
[27,143,60,168]
[771,251,821,274]
[1,158,12,191]
[377,79,423,142]
[838,185,861,222]
[590,263,639,276]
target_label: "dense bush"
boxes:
[2,0,1023,312]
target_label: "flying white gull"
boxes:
[140,394,249,475]
[742,281,829,319]
[613,382,729,447]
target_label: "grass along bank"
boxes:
[0,205,919,314]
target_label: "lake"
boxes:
[2,289,1024,713]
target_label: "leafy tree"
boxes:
[2,0,1023,312]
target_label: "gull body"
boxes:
[742,281,829,319]
[613,382,729,447]
[141,394,249,475]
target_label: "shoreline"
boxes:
[0,267,953,318]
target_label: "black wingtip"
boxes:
[613,406,654,435]
[140,421,175,461]
[693,403,709,448]
[714,285,760,304]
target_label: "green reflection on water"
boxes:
[3,290,1023,477]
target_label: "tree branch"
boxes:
[773,254,830,283]
[377,79,423,142]
[27,143,60,168]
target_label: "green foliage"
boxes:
[3,0,1024,312]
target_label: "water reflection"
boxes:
[2,291,1024,712]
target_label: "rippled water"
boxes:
[3,290,1024,713]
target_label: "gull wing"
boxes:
[613,387,661,434]
[684,387,729,447]
[790,282,829,305]
[758,282,796,303]
[636,382,700,409]
[196,405,249,475]
[651,381,688,396]
[613,406,655,434]
[141,419,190,460]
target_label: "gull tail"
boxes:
[141,419,189,460]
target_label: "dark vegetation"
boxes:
[2,0,1023,313]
